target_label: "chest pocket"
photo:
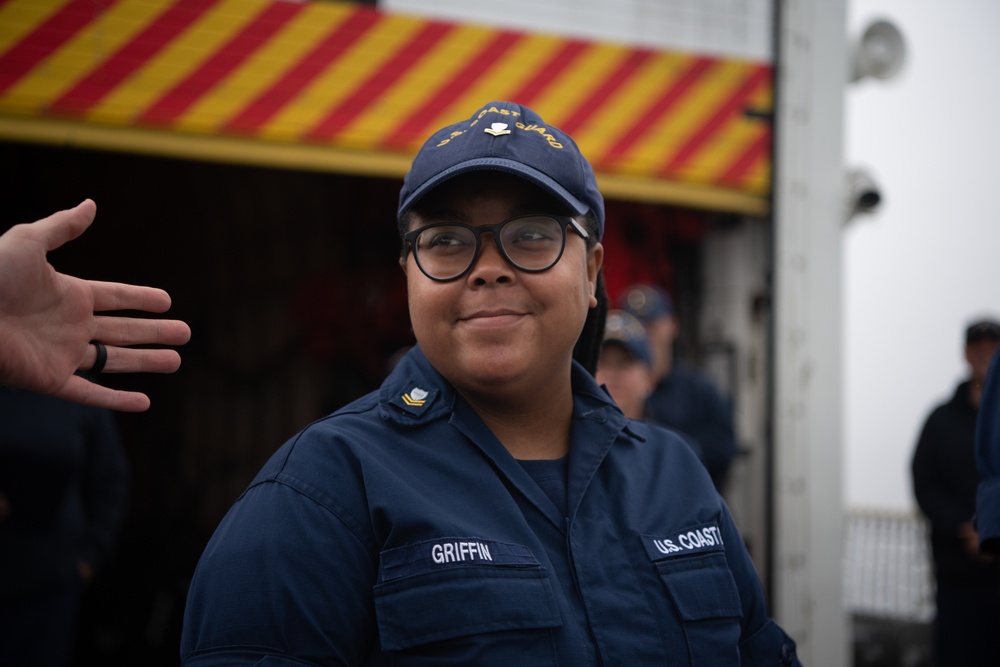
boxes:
[643,525,743,666]
[373,538,561,666]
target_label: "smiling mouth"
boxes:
[459,310,526,328]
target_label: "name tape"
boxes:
[640,522,725,562]
[379,537,540,582]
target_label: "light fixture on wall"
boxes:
[849,19,907,83]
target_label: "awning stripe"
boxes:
[223,7,379,135]
[720,126,771,187]
[660,65,770,176]
[413,32,570,149]
[303,18,454,143]
[604,56,715,164]
[507,39,589,107]
[516,42,632,130]
[572,51,711,174]
[380,28,524,150]
[84,0,274,126]
[167,4,346,134]
[257,14,422,142]
[138,1,300,127]
[0,0,774,213]
[558,48,654,138]
[49,0,220,118]
[0,0,112,96]
[332,22,495,149]
[2,0,164,115]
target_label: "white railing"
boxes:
[843,508,935,623]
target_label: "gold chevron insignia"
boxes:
[402,393,426,407]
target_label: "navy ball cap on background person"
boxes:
[966,319,1000,345]
[397,101,605,239]
[619,283,675,323]
[603,309,653,367]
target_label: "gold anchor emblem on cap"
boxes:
[484,122,511,137]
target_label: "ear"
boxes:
[666,315,680,343]
[399,255,408,275]
[640,367,655,398]
[587,243,604,308]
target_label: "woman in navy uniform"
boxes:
[181,101,799,666]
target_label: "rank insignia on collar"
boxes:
[402,387,428,407]
[484,122,511,137]
[390,384,438,417]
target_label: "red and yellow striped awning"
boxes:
[0,0,773,214]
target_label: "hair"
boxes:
[572,210,607,376]
[399,204,607,377]
[398,211,415,259]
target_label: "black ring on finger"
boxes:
[90,341,108,374]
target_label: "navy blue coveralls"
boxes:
[181,346,798,666]
[645,361,738,492]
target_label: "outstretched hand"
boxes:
[0,200,191,411]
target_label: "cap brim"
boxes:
[398,157,591,221]
[601,339,651,367]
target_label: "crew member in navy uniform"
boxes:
[619,283,738,493]
[181,101,799,666]
[596,309,656,421]
[977,347,1000,556]
[912,318,1000,666]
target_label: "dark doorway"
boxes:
[1,141,712,664]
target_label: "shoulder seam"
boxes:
[246,474,377,559]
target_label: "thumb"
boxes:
[35,199,97,252]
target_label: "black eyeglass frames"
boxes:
[403,214,589,282]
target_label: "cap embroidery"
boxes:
[398,100,604,239]
[484,122,511,137]
[516,122,563,148]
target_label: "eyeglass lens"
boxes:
[413,215,566,280]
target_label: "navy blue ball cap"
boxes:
[398,101,605,239]
[618,283,675,323]
[602,310,653,367]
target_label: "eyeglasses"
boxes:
[403,214,590,282]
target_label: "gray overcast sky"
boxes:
[844,0,1000,509]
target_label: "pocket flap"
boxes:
[656,552,743,621]
[374,566,561,651]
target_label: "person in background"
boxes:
[912,318,1000,666]
[976,347,1000,557]
[0,389,129,667]
[595,309,654,420]
[619,283,737,492]
[0,199,191,412]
